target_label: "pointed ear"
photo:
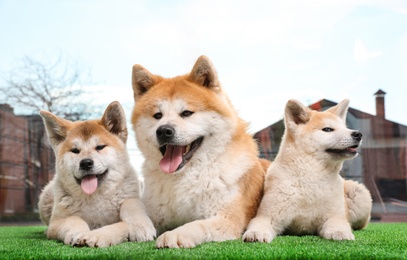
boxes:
[188,55,220,91]
[327,99,349,121]
[284,99,311,133]
[132,64,163,101]
[100,101,128,143]
[40,110,72,148]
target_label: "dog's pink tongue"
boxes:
[159,145,183,174]
[81,175,98,195]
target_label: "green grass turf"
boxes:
[0,223,406,259]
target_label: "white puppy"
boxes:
[243,99,372,242]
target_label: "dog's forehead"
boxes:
[154,79,214,109]
[65,121,112,146]
[310,111,344,127]
[135,78,205,109]
[70,135,101,147]
[158,99,187,112]
[69,121,106,139]
[133,77,232,118]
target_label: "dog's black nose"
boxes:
[80,159,94,171]
[156,125,175,142]
[351,131,362,142]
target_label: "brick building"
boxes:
[0,104,54,216]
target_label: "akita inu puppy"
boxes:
[38,101,156,247]
[131,55,269,248]
[243,99,372,243]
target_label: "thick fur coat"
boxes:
[243,99,372,242]
[38,101,156,247]
[131,55,269,248]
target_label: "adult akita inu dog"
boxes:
[38,101,156,247]
[243,99,372,243]
[131,55,268,248]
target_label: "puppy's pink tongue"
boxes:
[81,175,98,195]
[159,145,183,174]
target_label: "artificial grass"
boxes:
[0,223,406,259]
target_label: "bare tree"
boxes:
[0,54,97,120]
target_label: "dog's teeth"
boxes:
[184,144,191,155]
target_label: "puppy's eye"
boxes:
[181,110,194,118]
[71,148,80,154]
[96,145,107,151]
[153,112,162,120]
[322,127,334,132]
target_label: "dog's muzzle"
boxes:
[156,124,204,174]
[326,131,363,157]
[156,124,175,145]
[75,158,108,195]
[351,131,362,142]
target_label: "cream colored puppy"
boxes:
[38,101,156,247]
[243,99,372,242]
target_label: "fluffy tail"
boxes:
[344,180,372,230]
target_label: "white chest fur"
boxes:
[142,164,240,234]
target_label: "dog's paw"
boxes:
[156,231,196,249]
[242,230,274,243]
[129,222,156,242]
[63,231,78,246]
[321,229,355,240]
[72,231,118,248]
[320,219,355,241]
[72,231,101,247]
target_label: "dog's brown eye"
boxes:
[181,110,194,118]
[153,112,162,120]
[71,148,80,154]
[96,145,107,151]
[322,127,334,132]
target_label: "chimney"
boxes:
[374,89,386,119]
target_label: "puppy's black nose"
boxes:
[80,159,94,171]
[156,125,175,143]
[351,131,362,142]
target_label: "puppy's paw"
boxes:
[242,230,273,243]
[156,231,196,249]
[72,231,100,247]
[63,231,78,246]
[129,222,156,242]
[320,218,355,241]
[72,231,118,248]
[321,229,355,240]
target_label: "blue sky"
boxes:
[1,0,406,170]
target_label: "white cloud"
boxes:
[354,39,383,65]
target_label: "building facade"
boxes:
[0,104,54,216]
